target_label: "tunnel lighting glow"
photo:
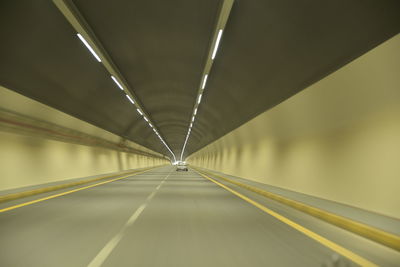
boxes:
[179,5,232,162]
[154,132,175,161]
[202,74,208,89]
[77,33,101,62]
[126,95,134,104]
[180,135,190,161]
[75,32,176,162]
[111,75,124,90]
[211,29,223,60]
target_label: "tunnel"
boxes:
[0,0,400,266]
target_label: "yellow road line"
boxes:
[0,167,158,204]
[195,170,378,267]
[0,168,153,213]
[193,168,400,253]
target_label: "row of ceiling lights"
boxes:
[178,0,234,162]
[179,29,224,161]
[76,33,176,162]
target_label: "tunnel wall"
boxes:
[0,86,169,191]
[188,34,400,218]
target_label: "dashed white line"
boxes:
[126,204,146,226]
[87,172,171,267]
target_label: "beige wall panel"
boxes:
[0,130,167,191]
[0,85,157,155]
[0,87,168,191]
[188,34,400,218]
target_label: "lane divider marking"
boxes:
[193,168,400,252]
[87,171,172,267]
[194,170,378,267]
[0,168,155,213]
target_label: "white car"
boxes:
[176,162,188,171]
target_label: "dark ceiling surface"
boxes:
[0,0,399,159]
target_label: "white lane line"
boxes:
[126,204,146,226]
[87,232,124,267]
[87,172,171,267]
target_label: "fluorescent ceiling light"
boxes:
[211,29,223,60]
[202,74,208,89]
[136,108,143,115]
[192,116,195,122]
[144,117,149,122]
[126,95,134,104]
[198,94,202,104]
[111,75,124,90]
[194,108,198,115]
[149,123,153,128]
[77,33,101,62]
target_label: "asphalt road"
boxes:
[0,166,389,266]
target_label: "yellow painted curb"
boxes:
[193,167,400,252]
[0,166,158,204]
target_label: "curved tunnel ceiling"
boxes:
[0,0,399,159]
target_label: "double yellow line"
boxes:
[193,168,395,267]
[0,167,155,213]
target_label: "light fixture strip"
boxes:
[53,0,177,161]
[111,75,124,90]
[179,0,234,161]
[211,29,223,60]
[126,94,135,104]
[76,33,102,62]
[202,74,208,89]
